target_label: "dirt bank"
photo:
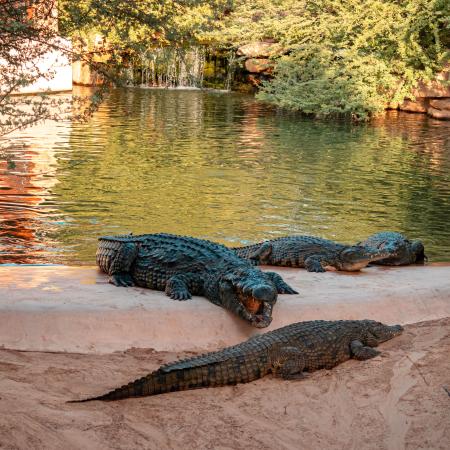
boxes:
[0,318,449,450]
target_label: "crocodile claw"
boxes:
[170,292,192,301]
[308,266,326,273]
[278,285,298,295]
[109,273,135,287]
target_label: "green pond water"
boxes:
[1,88,449,264]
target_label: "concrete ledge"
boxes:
[0,265,449,354]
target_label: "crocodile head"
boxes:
[378,239,427,265]
[363,320,404,345]
[410,240,426,264]
[336,245,391,271]
[219,268,277,328]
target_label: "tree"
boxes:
[0,0,228,137]
[208,0,450,120]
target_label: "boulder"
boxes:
[244,58,273,74]
[399,98,428,113]
[412,64,450,98]
[429,98,450,111]
[385,101,399,110]
[427,107,450,120]
[72,60,104,86]
[237,41,284,58]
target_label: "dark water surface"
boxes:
[1,88,449,264]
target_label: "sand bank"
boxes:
[0,264,449,353]
[0,318,448,450]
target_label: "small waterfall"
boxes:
[225,51,236,91]
[131,46,238,90]
[134,46,206,89]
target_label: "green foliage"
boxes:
[209,0,450,120]
[3,0,448,128]
[258,48,395,120]
[41,1,450,121]
[58,1,230,86]
[59,1,229,50]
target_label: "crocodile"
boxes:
[71,319,403,402]
[96,233,297,328]
[357,232,426,266]
[232,236,391,272]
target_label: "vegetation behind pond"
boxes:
[60,0,450,120]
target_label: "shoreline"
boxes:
[1,264,449,354]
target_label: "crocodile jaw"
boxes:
[237,292,273,328]
[338,246,392,271]
[366,321,404,343]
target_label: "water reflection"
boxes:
[1,88,449,264]
[0,122,65,263]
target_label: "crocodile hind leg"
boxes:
[264,272,298,294]
[270,346,306,380]
[248,242,273,264]
[350,340,381,360]
[109,243,139,287]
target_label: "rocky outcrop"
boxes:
[399,98,428,113]
[396,64,450,120]
[237,41,284,59]
[244,58,273,74]
[72,59,104,86]
[235,41,282,88]
[427,97,450,120]
[237,41,282,83]
[412,67,450,98]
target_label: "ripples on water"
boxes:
[0,88,449,264]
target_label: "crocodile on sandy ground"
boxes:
[357,232,427,266]
[96,233,297,328]
[71,319,403,402]
[232,236,391,272]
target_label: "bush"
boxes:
[211,0,450,120]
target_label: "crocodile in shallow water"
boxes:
[71,319,403,401]
[357,232,426,266]
[96,233,297,327]
[232,236,391,272]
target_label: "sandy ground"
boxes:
[0,318,449,450]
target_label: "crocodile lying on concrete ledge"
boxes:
[357,232,426,266]
[232,236,391,272]
[96,233,297,328]
[71,319,403,402]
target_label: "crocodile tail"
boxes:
[70,346,269,402]
[69,369,196,402]
[233,244,264,263]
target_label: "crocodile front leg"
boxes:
[109,243,139,286]
[350,340,381,360]
[164,273,204,300]
[304,256,327,272]
[264,272,298,294]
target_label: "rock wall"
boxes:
[394,66,450,120]
[72,59,104,86]
[236,41,279,87]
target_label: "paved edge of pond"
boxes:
[0,264,449,354]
